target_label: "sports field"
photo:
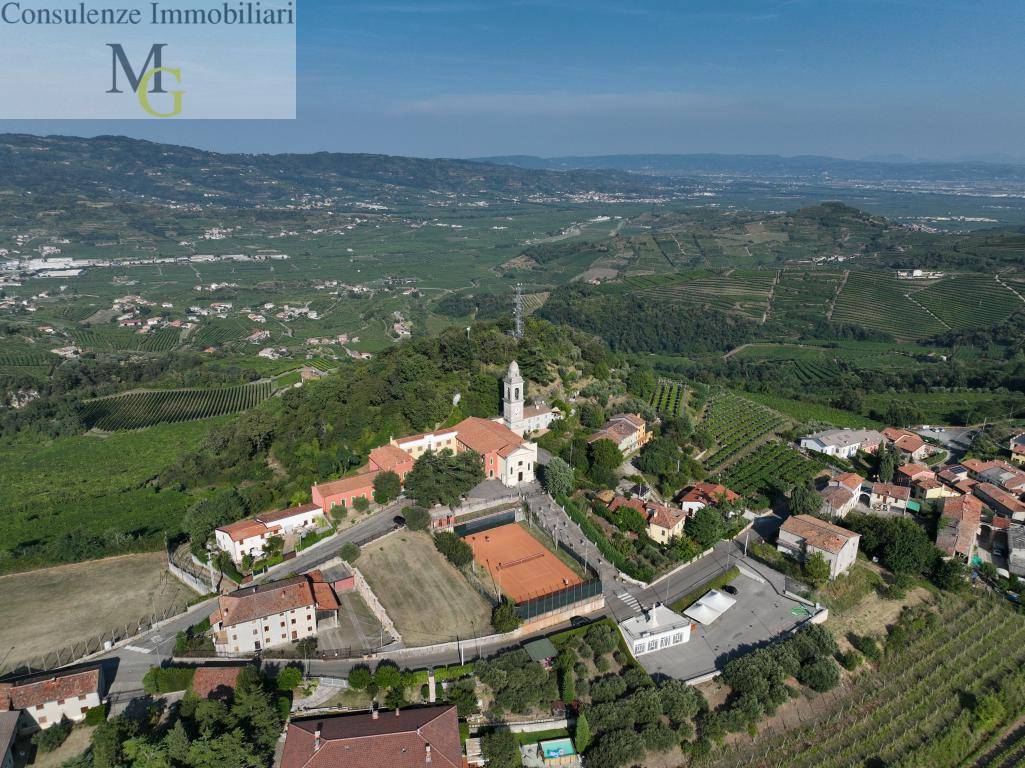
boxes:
[463,523,582,603]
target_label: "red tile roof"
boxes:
[191,665,246,701]
[679,482,741,506]
[937,496,984,557]
[820,486,854,510]
[259,503,321,525]
[833,473,865,492]
[369,444,415,473]
[213,576,317,629]
[313,471,378,499]
[454,417,524,456]
[281,706,461,768]
[871,482,912,502]
[781,514,858,554]
[0,665,102,711]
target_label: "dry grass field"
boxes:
[0,552,189,669]
[357,531,492,647]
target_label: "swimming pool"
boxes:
[540,737,576,759]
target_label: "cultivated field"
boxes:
[357,531,491,646]
[463,523,582,603]
[0,552,189,670]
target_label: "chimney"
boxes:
[371,706,379,720]
[425,743,432,764]
[395,706,401,716]
[314,723,323,751]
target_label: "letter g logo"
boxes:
[136,67,184,117]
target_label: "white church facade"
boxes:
[494,361,559,437]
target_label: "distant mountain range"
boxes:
[0,134,683,208]
[476,153,1025,183]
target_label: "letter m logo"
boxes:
[107,44,168,94]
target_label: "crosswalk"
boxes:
[615,591,642,613]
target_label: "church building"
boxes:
[495,360,559,437]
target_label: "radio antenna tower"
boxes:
[513,283,524,340]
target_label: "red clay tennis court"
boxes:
[463,523,582,603]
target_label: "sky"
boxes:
[2,0,1024,159]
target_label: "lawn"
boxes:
[357,531,492,647]
[0,552,190,671]
[0,419,218,572]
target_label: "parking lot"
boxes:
[634,565,815,683]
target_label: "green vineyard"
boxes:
[719,441,825,498]
[80,381,274,431]
[700,392,788,470]
[831,271,947,338]
[626,268,777,321]
[650,379,687,417]
[704,594,1025,768]
[914,273,1024,330]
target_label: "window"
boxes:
[291,618,297,625]
[647,640,658,651]
[660,636,671,648]
[672,633,683,644]
[633,643,645,654]
[280,621,286,627]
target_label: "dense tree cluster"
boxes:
[403,449,484,507]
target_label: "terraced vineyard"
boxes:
[650,379,687,417]
[704,594,1025,768]
[914,274,1024,330]
[191,319,249,348]
[521,291,551,315]
[769,269,844,322]
[831,271,947,338]
[80,380,274,431]
[719,441,825,498]
[626,269,777,321]
[699,392,788,470]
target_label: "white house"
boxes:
[214,502,323,565]
[800,429,883,459]
[0,664,105,731]
[210,574,336,654]
[618,603,692,657]
[777,514,860,580]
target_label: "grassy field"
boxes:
[357,531,492,646]
[0,552,189,670]
[0,419,218,572]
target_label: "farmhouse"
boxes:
[618,602,692,657]
[869,482,913,513]
[587,413,650,455]
[210,574,341,654]
[972,483,1025,520]
[935,495,984,560]
[281,705,462,768]
[819,485,857,518]
[214,502,323,565]
[777,514,860,580]
[882,428,930,461]
[0,663,105,731]
[799,428,883,459]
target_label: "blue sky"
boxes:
[2,0,1023,158]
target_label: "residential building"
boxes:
[869,482,913,513]
[618,603,692,657]
[819,485,857,518]
[677,482,742,512]
[0,711,17,768]
[973,483,1025,520]
[311,473,378,513]
[214,503,323,565]
[495,361,559,436]
[777,514,860,580]
[914,476,957,500]
[1011,434,1025,467]
[799,429,883,459]
[210,574,339,654]
[935,495,984,560]
[607,495,687,543]
[895,463,934,487]
[0,664,104,731]
[938,464,971,487]
[1009,524,1025,577]
[280,705,462,768]
[882,428,930,461]
[587,413,650,455]
[963,459,1025,495]
[831,472,866,494]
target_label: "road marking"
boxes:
[124,645,153,654]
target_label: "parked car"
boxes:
[393,515,406,527]
[722,585,739,596]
